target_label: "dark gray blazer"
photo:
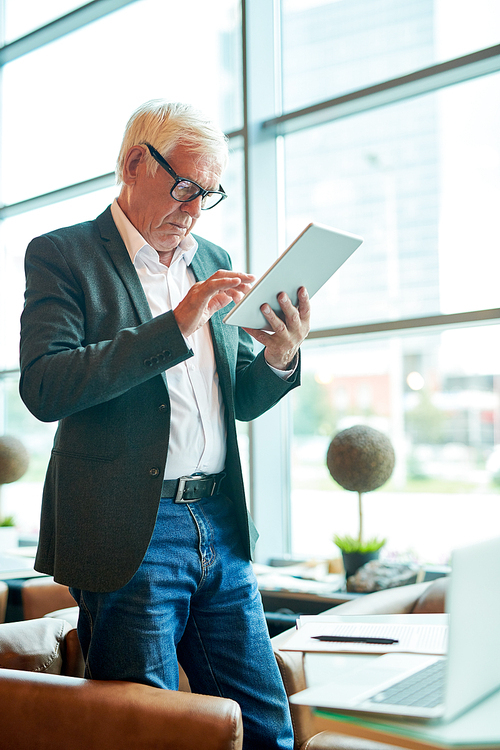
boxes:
[19,206,300,592]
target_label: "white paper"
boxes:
[282,620,448,655]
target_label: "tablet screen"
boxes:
[223,222,363,330]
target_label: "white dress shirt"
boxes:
[111,199,293,481]
[111,200,227,479]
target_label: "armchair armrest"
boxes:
[0,669,243,750]
[21,576,76,620]
[330,580,445,616]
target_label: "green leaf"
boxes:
[0,516,16,527]
[333,534,386,553]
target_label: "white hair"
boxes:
[115,100,229,185]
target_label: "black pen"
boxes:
[312,635,399,645]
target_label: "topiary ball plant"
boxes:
[327,425,395,556]
[0,435,30,526]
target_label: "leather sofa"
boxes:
[0,615,242,749]
[271,577,448,750]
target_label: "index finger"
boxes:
[211,270,255,284]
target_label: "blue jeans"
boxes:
[70,493,294,750]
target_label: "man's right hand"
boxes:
[173,270,255,337]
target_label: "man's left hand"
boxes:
[244,287,310,370]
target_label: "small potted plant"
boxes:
[333,534,386,579]
[327,425,395,578]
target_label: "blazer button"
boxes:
[158,404,168,412]
[149,468,160,476]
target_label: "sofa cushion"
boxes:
[0,618,70,674]
[45,605,79,628]
[412,576,447,614]
[302,730,397,749]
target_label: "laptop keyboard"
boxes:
[370,660,445,708]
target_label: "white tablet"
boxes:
[223,222,363,330]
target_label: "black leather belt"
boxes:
[161,472,226,503]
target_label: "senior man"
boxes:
[20,100,309,749]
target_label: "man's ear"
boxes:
[122,146,146,185]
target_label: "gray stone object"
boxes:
[346,559,420,592]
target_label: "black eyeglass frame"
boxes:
[143,143,227,210]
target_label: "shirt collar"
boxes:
[110,199,198,267]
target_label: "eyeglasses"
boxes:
[143,143,227,210]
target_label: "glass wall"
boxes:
[284,75,500,329]
[1,0,499,563]
[291,325,500,564]
[281,0,500,111]
[3,0,88,42]
[281,0,500,564]
[0,0,243,535]
[1,0,242,205]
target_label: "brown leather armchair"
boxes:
[271,578,448,750]
[0,616,242,749]
[20,575,76,620]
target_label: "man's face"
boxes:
[122,144,223,256]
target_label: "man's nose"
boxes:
[181,196,202,219]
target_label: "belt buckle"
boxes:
[174,475,193,504]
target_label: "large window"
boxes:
[291,326,500,564]
[281,0,500,111]
[284,76,500,328]
[1,0,499,564]
[0,0,244,535]
[279,0,500,564]
[1,0,242,205]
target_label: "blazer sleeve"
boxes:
[234,340,301,422]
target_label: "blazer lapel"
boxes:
[96,207,152,325]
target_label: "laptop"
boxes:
[223,222,363,330]
[290,536,500,722]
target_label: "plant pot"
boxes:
[341,549,380,579]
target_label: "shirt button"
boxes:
[149,468,160,477]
